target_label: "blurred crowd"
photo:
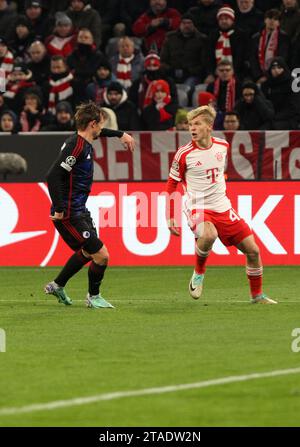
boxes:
[0,0,300,133]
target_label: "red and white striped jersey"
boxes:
[169,137,231,212]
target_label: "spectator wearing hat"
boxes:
[43,55,74,114]
[197,91,216,107]
[187,0,221,36]
[19,90,50,132]
[234,81,274,129]
[205,5,249,84]
[207,59,241,129]
[160,12,207,90]
[132,0,181,53]
[41,100,75,131]
[24,0,54,41]
[28,40,50,85]
[261,56,300,129]
[110,36,144,91]
[0,0,17,41]
[0,36,14,78]
[65,0,102,48]
[280,0,300,43]
[45,13,77,57]
[250,9,290,84]
[9,15,35,63]
[223,111,241,130]
[174,108,188,131]
[142,78,177,130]
[86,60,116,106]
[0,109,19,133]
[67,27,107,102]
[235,0,264,38]
[103,81,141,130]
[129,51,178,112]
[3,62,37,113]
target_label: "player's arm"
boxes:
[166,176,181,236]
[100,128,135,152]
[46,141,82,220]
[166,152,186,236]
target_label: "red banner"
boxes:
[0,182,299,266]
[91,131,300,181]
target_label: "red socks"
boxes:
[246,266,263,297]
[195,245,210,274]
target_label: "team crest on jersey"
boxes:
[65,156,76,167]
[83,231,90,239]
[215,152,223,162]
[171,160,179,171]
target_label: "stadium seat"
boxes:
[192,84,208,107]
[176,84,191,107]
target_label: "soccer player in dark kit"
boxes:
[44,102,135,309]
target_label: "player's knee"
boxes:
[246,244,260,261]
[92,247,109,265]
[203,223,218,245]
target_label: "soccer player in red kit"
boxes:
[166,105,277,304]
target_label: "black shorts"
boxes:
[53,212,103,254]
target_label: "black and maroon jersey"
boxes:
[46,128,123,217]
[46,133,94,216]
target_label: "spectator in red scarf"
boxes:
[250,9,290,84]
[129,51,178,113]
[43,55,74,115]
[142,78,177,130]
[207,59,241,129]
[0,36,14,79]
[132,0,181,53]
[110,36,144,91]
[205,4,249,84]
[45,13,77,58]
[3,62,37,114]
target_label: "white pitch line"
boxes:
[0,300,297,303]
[0,367,300,417]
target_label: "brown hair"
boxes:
[74,101,104,130]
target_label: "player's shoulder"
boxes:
[62,133,88,153]
[62,132,78,148]
[174,141,195,161]
[212,136,229,149]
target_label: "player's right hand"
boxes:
[50,211,64,221]
[167,218,180,236]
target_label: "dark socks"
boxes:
[88,261,107,296]
[55,250,90,287]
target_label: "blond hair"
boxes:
[187,106,217,126]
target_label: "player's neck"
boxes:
[78,130,93,144]
[195,135,213,149]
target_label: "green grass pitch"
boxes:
[0,265,300,427]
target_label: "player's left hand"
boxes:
[120,133,135,152]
